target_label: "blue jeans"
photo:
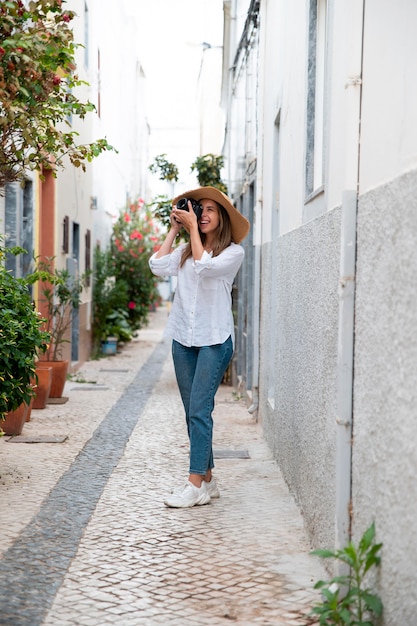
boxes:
[172,336,233,475]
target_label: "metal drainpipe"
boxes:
[247,0,266,419]
[335,0,365,554]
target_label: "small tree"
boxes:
[148,153,228,238]
[148,154,179,183]
[190,154,228,193]
[0,0,114,188]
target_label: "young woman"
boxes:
[149,186,250,508]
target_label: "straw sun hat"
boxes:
[172,186,250,244]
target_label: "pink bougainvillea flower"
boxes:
[128,301,136,309]
[117,245,124,252]
[129,230,143,240]
[123,212,131,223]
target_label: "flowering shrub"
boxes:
[0,0,114,187]
[110,199,161,329]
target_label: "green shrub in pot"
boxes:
[0,243,50,421]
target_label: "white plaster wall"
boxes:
[88,0,149,249]
[245,0,417,614]
[55,0,94,270]
[351,1,417,620]
[359,0,417,193]
[325,0,364,211]
[197,46,224,156]
[258,0,342,553]
[260,0,308,238]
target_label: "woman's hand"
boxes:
[172,201,204,261]
[154,206,182,258]
[172,201,199,234]
[170,207,183,234]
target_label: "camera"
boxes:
[176,197,203,221]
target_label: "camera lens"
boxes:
[176,198,189,211]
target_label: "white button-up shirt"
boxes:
[149,243,244,347]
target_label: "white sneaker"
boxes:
[204,477,220,498]
[164,481,211,508]
[172,477,220,499]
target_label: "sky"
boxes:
[125,0,224,191]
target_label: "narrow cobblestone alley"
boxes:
[0,306,325,626]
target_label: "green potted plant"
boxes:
[0,243,49,434]
[26,258,90,398]
[91,246,129,357]
[101,309,134,350]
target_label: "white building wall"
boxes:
[359,0,417,192]
[197,46,224,156]
[256,0,342,555]
[352,1,417,622]
[88,0,149,248]
[50,0,148,363]
[225,0,417,620]
[54,0,93,263]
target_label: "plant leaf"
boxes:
[359,522,375,553]
[363,591,383,616]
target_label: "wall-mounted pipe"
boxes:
[334,0,365,553]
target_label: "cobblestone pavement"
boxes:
[0,305,325,626]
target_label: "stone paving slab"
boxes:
[0,305,325,625]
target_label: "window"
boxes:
[63,215,69,254]
[85,229,91,286]
[72,222,80,263]
[305,0,327,198]
[5,180,34,278]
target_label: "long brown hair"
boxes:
[180,202,232,267]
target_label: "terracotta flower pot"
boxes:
[1,403,29,435]
[38,360,69,398]
[33,365,53,409]
[26,396,35,422]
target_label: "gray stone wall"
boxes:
[353,169,417,624]
[259,206,341,551]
